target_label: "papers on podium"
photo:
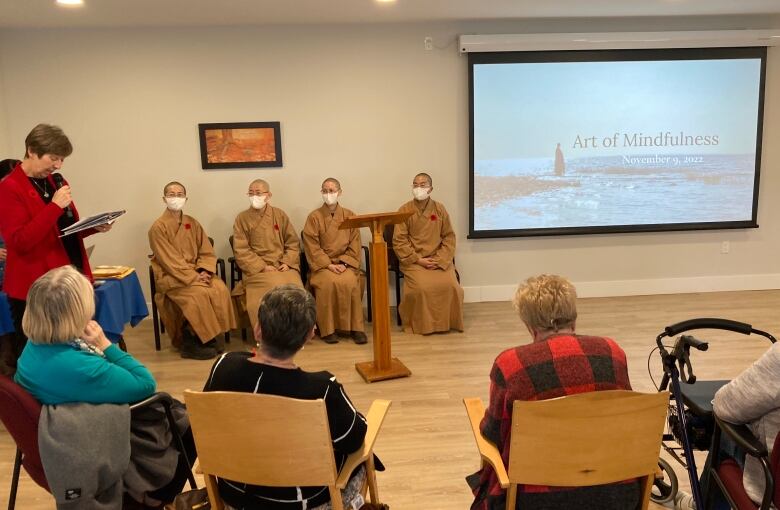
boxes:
[60,210,126,237]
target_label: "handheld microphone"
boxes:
[51,173,74,219]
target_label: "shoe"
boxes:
[351,331,368,344]
[321,333,339,344]
[180,333,217,360]
[335,329,351,338]
[674,490,695,510]
[206,337,225,354]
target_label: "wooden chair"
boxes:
[464,390,669,510]
[149,236,227,350]
[183,390,391,510]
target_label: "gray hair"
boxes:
[23,266,94,344]
[513,274,578,333]
[258,285,316,358]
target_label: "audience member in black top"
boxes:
[203,284,368,510]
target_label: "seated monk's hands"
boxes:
[415,257,437,270]
[328,263,346,274]
[197,270,212,284]
[81,320,112,351]
[263,265,278,272]
[278,263,290,272]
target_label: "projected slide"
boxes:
[471,52,764,236]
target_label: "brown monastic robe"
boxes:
[232,205,303,330]
[302,203,365,337]
[148,209,235,346]
[392,198,464,335]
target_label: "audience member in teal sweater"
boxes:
[12,265,156,405]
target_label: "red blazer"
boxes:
[0,164,94,300]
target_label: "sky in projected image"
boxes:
[472,58,762,232]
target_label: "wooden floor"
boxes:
[3,290,779,509]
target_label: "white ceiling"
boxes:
[2,0,780,28]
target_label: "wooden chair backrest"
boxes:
[184,390,339,487]
[507,390,668,508]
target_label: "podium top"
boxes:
[339,211,413,231]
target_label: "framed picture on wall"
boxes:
[198,121,283,169]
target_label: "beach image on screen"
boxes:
[472,56,762,234]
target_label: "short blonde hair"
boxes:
[23,266,94,344]
[513,274,577,332]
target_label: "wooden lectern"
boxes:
[340,211,414,383]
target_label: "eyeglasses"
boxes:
[412,183,430,188]
[320,189,340,194]
[165,193,186,198]
[247,191,269,197]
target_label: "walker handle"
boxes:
[665,318,752,337]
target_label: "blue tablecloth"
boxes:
[0,292,13,336]
[0,270,149,342]
[94,270,149,342]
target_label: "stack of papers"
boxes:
[60,210,126,237]
[92,266,135,280]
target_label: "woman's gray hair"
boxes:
[258,284,316,358]
[23,266,94,344]
[513,274,577,333]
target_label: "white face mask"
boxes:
[249,195,267,209]
[165,197,186,212]
[412,187,431,201]
[322,192,339,206]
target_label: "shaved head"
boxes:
[414,173,432,187]
[250,179,270,192]
[321,177,341,190]
[163,181,186,195]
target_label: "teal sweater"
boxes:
[14,342,156,405]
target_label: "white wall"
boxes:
[1,17,779,302]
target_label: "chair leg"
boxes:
[395,273,402,326]
[224,331,230,344]
[9,447,21,510]
[152,308,161,351]
[366,455,379,504]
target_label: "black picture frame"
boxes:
[198,121,283,169]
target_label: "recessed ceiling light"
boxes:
[56,0,84,6]
[376,0,396,3]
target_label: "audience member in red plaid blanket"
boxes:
[467,274,637,510]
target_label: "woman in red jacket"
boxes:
[0,124,111,368]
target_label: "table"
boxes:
[0,269,149,343]
[93,270,149,342]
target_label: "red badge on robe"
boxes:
[184,224,191,230]
[430,214,438,221]
[274,224,280,231]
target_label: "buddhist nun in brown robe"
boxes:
[392,173,464,335]
[148,182,235,359]
[302,178,367,344]
[232,179,303,330]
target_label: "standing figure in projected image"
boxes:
[0,125,112,372]
[232,179,304,334]
[554,142,565,177]
[149,181,235,360]
[392,172,464,335]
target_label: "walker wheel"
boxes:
[650,457,678,504]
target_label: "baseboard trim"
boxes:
[463,274,780,303]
